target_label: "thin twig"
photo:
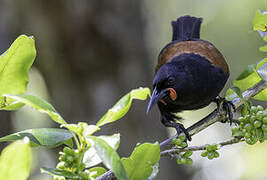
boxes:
[160,137,244,156]
[96,80,267,180]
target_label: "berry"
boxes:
[207,152,214,160]
[186,158,193,165]
[254,121,262,128]
[257,105,264,111]
[244,124,252,131]
[262,124,267,132]
[178,133,186,141]
[256,111,264,120]
[201,151,208,157]
[183,151,193,158]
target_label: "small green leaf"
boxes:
[41,167,80,178]
[86,136,128,180]
[0,128,73,148]
[88,167,107,179]
[259,45,267,52]
[236,64,256,81]
[3,94,66,124]
[0,139,31,180]
[121,142,160,180]
[96,87,150,127]
[228,59,267,101]
[256,62,267,82]
[253,10,267,31]
[61,123,100,137]
[83,134,120,168]
[0,35,36,110]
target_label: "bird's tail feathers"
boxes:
[171,15,202,41]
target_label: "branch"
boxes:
[96,80,267,180]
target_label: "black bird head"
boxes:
[147,60,185,113]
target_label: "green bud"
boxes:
[206,145,213,152]
[59,154,67,162]
[263,117,267,124]
[214,151,220,158]
[180,142,188,148]
[201,151,208,157]
[246,138,256,145]
[63,147,75,156]
[244,132,251,138]
[257,105,264,111]
[254,121,262,128]
[263,132,267,140]
[250,106,257,113]
[56,162,66,169]
[53,176,65,180]
[242,129,247,133]
[256,111,264,120]
[211,145,218,151]
[66,156,74,164]
[262,124,267,132]
[79,172,89,179]
[256,128,264,140]
[207,152,214,160]
[244,124,253,131]
[177,158,183,164]
[183,151,193,158]
[178,133,186,141]
[173,138,182,146]
[238,116,245,122]
[250,115,256,123]
[186,158,193,165]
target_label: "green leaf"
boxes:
[96,87,150,127]
[41,167,80,178]
[0,139,31,180]
[0,35,36,110]
[83,134,120,168]
[0,128,73,148]
[86,136,128,180]
[121,142,160,180]
[253,10,267,31]
[88,167,107,179]
[3,94,66,124]
[256,62,267,82]
[236,64,256,81]
[225,88,238,101]
[61,123,100,137]
[227,59,267,101]
[259,45,267,52]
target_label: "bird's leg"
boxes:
[160,112,191,141]
[215,96,236,125]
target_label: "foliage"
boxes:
[1,10,267,180]
[0,138,31,180]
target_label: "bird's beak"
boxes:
[146,88,168,113]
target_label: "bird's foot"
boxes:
[215,97,236,125]
[173,123,192,141]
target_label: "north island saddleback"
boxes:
[147,15,234,141]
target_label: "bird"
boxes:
[147,15,231,141]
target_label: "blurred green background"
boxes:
[0,0,267,179]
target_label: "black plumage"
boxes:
[147,15,229,141]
